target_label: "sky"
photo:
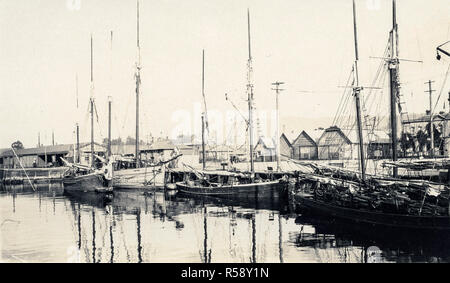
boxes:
[0,0,449,148]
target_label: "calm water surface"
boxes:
[1,183,450,263]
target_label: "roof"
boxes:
[0,143,107,158]
[111,140,175,156]
[318,126,353,145]
[143,139,175,151]
[403,112,448,124]
[292,131,317,147]
[368,130,390,144]
[282,131,297,143]
[280,134,292,147]
[308,129,325,142]
[0,144,72,157]
[325,127,391,145]
[256,137,276,149]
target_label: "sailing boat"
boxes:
[63,35,113,193]
[295,0,450,231]
[175,10,284,196]
[113,1,182,190]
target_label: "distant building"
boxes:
[367,130,392,159]
[317,126,359,160]
[198,144,246,163]
[291,130,320,160]
[254,137,276,162]
[402,111,450,157]
[316,126,391,161]
[280,134,293,159]
[0,143,106,169]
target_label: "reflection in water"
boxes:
[1,183,450,262]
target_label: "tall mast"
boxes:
[247,8,254,174]
[108,31,113,159]
[90,34,95,168]
[352,0,366,181]
[135,0,141,168]
[108,97,112,158]
[201,50,206,170]
[389,0,399,177]
[76,74,80,163]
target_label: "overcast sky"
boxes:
[0,0,449,148]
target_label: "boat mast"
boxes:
[352,0,366,181]
[90,35,95,168]
[135,0,141,168]
[76,74,80,164]
[202,50,206,170]
[247,9,254,174]
[108,31,113,159]
[389,0,399,177]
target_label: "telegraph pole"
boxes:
[271,82,284,172]
[425,80,436,157]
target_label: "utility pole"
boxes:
[52,130,55,146]
[38,132,40,148]
[425,80,436,157]
[271,82,284,172]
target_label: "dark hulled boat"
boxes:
[63,171,112,193]
[176,179,283,196]
[175,168,287,197]
[295,191,450,231]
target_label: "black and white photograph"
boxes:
[1,0,450,267]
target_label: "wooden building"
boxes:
[317,126,358,160]
[0,143,107,169]
[291,130,320,160]
[254,137,276,162]
[402,111,449,157]
[280,134,293,159]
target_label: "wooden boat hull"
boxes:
[113,167,165,189]
[1,167,69,185]
[295,193,450,231]
[175,179,283,196]
[63,173,112,193]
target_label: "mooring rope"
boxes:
[10,147,36,191]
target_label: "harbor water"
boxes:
[1,183,450,263]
